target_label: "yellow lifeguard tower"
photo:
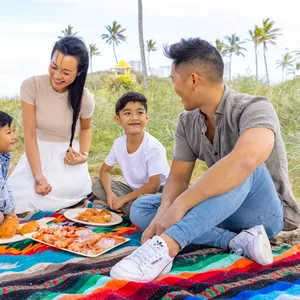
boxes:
[111,60,133,77]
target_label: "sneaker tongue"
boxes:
[151,236,168,251]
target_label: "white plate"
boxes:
[25,232,129,257]
[64,208,123,227]
[0,217,56,245]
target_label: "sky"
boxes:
[1,0,299,97]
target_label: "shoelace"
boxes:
[130,241,163,268]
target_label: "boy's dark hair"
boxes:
[164,38,224,83]
[115,92,148,115]
[0,111,13,128]
[51,36,89,148]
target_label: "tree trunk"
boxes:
[90,56,93,73]
[254,45,258,81]
[229,54,232,81]
[113,42,118,64]
[138,0,148,90]
[148,51,152,75]
[263,43,269,86]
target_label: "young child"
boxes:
[92,92,170,215]
[0,111,17,224]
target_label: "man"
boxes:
[110,38,300,282]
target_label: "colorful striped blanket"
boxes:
[0,211,300,300]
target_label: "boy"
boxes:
[92,92,170,215]
[0,111,17,224]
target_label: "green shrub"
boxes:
[130,70,143,84]
[104,75,136,93]
[85,71,114,91]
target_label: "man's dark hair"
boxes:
[0,111,13,128]
[115,92,148,115]
[164,38,224,82]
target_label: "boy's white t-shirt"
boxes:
[105,132,170,190]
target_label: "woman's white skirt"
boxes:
[8,140,92,214]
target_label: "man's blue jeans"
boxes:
[130,164,284,250]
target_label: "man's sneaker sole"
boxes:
[159,261,173,276]
[110,261,173,282]
[252,225,273,266]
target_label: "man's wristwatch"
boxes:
[80,151,89,157]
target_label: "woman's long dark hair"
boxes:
[51,36,89,148]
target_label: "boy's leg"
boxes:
[130,194,162,230]
[91,179,133,215]
[164,164,284,250]
[91,179,108,203]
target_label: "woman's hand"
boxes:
[34,174,52,196]
[64,147,88,165]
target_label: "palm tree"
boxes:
[275,51,295,82]
[291,51,300,78]
[89,43,101,73]
[292,50,300,59]
[287,65,296,79]
[224,34,247,81]
[58,25,77,39]
[215,39,227,56]
[138,0,148,89]
[296,63,300,78]
[248,26,263,80]
[101,21,127,64]
[259,18,282,85]
[145,39,157,75]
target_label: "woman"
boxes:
[8,36,95,213]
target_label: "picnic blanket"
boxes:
[1,211,300,300]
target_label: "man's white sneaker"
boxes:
[110,235,173,282]
[229,224,273,266]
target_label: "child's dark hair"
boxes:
[51,36,89,148]
[115,92,148,115]
[0,111,13,128]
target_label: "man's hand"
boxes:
[140,159,194,243]
[34,174,52,196]
[142,220,160,244]
[156,202,186,236]
[141,203,175,244]
[64,147,88,165]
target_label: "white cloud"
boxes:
[32,0,136,8]
[0,21,64,34]
[1,0,299,96]
[0,22,65,96]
